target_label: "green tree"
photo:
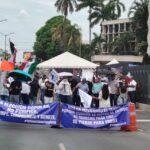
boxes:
[128,0,149,54]
[33,16,81,60]
[90,0,125,28]
[109,0,126,19]
[55,0,77,18]
[111,32,135,55]
[76,0,99,44]
[89,1,113,28]
[91,32,105,54]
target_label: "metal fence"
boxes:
[98,64,150,104]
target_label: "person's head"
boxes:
[45,81,50,87]
[102,84,109,100]
[42,75,47,80]
[95,78,100,83]
[81,78,86,84]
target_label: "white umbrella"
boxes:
[58,72,73,77]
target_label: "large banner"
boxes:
[60,103,130,128]
[0,100,59,126]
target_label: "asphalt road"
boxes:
[0,124,149,150]
[0,110,150,150]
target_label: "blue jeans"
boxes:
[110,94,118,106]
[40,89,45,104]
[59,94,72,105]
[1,95,9,101]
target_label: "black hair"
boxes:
[102,84,109,100]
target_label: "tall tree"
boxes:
[109,0,126,19]
[128,0,149,54]
[91,32,105,54]
[55,0,77,19]
[76,0,99,44]
[89,1,113,28]
[33,16,81,60]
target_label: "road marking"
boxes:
[137,119,150,122]
[59,143,67,150]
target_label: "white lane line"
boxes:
[59,143,67,150]
[137,120,150,122]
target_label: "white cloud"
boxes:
[18,9,30,18]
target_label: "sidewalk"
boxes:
[136,110,150,133]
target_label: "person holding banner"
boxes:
[58,77,72,104]
[91,78,103,108]
[39,75,48,104]
[109,75,119,107]
[44,81,54,103]
[99,84,110,108]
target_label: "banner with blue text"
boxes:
[60,103,130,128]
[0,100,59,126]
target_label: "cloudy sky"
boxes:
[0,0,134,61]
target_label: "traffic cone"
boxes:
[121,103,138,132]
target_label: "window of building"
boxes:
[126,23,130,31]
[109,25,113,33]
[114,24,119,33]
[120,23,124,32]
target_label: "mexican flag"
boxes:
[19,59,39,74]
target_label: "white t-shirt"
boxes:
[128,80,137,92]
[99,91,110,108]
[21,82,30,94]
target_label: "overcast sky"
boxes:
[0,0,134,62]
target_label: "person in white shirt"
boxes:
[38,75,48,104]
[21,82,30,105]
[127,76,137,104]
[99,84,110,108]
[58,77,72,104]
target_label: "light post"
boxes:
[0,32,14,59]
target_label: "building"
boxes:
[101,18,136,54]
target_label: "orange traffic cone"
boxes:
[121,103,138,132]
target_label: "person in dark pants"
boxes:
[91,78,103,108]
[9,77,22,104]
[29,76,40,104]
[127,76,137,104]
[21,81,30,105]
[109,75,119,107]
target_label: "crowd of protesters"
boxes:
[0,71,137,108]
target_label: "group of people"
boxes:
[0,71,137,108]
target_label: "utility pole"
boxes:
[0,32,14,59]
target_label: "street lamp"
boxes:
[0,32,14,59]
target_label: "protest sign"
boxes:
[60,103,130,128]
[78,89,92,108]
[0,100,59,126]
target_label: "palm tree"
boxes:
[89,1,113,28]
[91,32,105,54]
[76,0,99,44]
[55,0,77,51]
[128,0,149,54]
[108,0,126,19]
[55,0,77,19]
